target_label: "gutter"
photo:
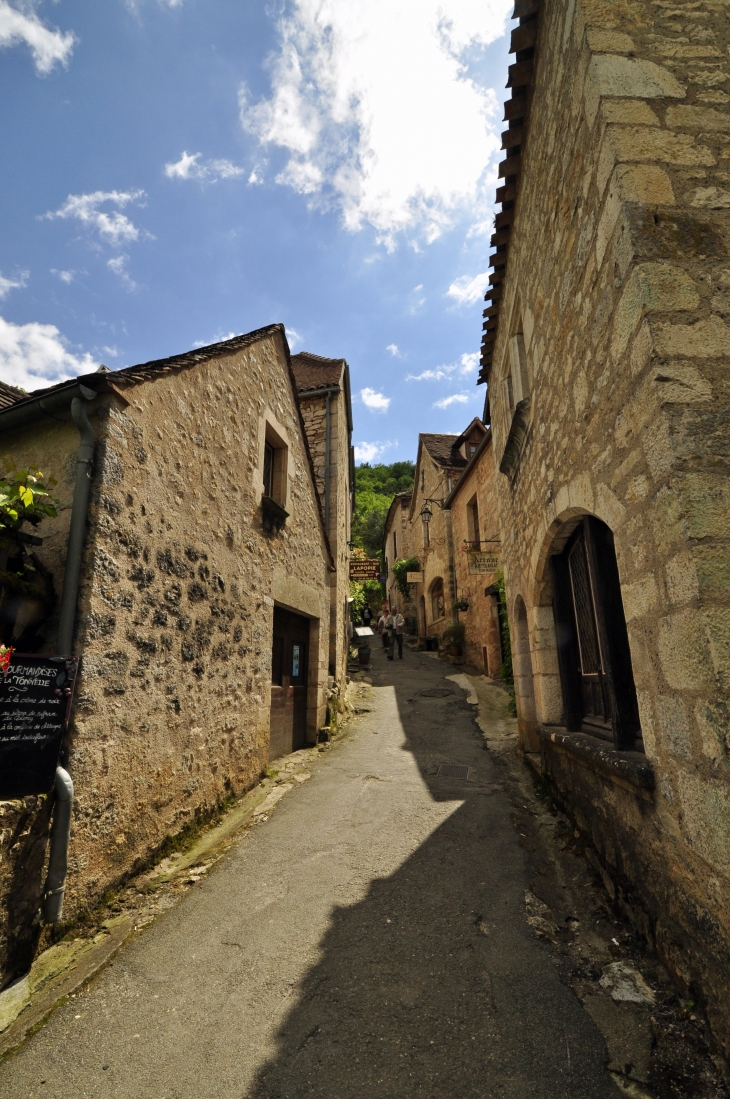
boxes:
[1,381,98,924]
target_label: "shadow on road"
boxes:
[244,648,615,1099]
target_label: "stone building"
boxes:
[290,352,354,686]
[0,325,345,988]
[479,0,730,1055]
[382,491,417,628]
[409,421,487,644]
[444,431,503,676]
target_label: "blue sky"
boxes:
[0,0,512,464]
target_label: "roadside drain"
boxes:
[437,764,470,780]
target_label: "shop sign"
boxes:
[468,553,501,575]
[0,655,78,798]
[349,559,381,580]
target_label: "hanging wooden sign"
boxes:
[468,553,501,575]
[349,559,381,580]
[0,655,78,798]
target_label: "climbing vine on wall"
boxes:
[391,557,420,599]
[0,459,60,647]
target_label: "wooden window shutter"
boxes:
[549,552,583,732]
[584,517,641,749]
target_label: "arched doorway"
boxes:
[550,516,641,751]
[430,578,445,623]
[513,595,538,752]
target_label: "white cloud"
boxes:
[240,0,509,248]
[107,255,137,291]
[164,151,244,183]
[407,351,479,382]
[447,270,490,305]
[354,440,392,463]
[386,343,401,357]
[0,270,28,299]
[51,268,76,284]
[0,0,76,75]
[286,326,304,350]
[43,190,148,247]
[434,392,469,409]
[360,387,390,412]
[0,315,96,392]
[459,351,479,373]
[192,330,237,348]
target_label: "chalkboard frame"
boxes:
[0,654,78,799]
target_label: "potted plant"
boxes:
[441,622,465,657]
[358,641,371,667]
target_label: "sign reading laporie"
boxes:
[468,553,501,575]
[349,559,381,580]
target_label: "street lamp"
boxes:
[420,503,433,525]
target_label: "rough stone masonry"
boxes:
[481,0,730,1060]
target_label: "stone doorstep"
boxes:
[0,734,348,1059]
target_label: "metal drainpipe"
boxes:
[43,393,96,923]
[324,391,332,536]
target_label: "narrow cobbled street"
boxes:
[0,646,721,1099]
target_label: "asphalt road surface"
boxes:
[0,645,617,1099]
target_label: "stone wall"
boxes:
[449,439,502,673]
[298,386,351,687]
[0,331,333,988]
[408,447,457,642]
[383,496,417,625]
[488,0,730,1054]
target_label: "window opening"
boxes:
[263,442,275,499]
[431,578,445,622]
[466,495,480,548]
[550,517,642,751]
[393,530,397,558]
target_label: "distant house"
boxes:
[382,491,415,626]
[0,325,351,988]
[408,420,487,643]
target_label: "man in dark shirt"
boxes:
[362,605,373,628]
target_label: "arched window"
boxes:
[430,578,445,622]
[550,516,641,751]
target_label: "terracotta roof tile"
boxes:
[420,433,468,470]
[0,381,27,411]
[290,351,345,392]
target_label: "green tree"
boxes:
[351,461,415,556]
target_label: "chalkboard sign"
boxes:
[0,655,78,798]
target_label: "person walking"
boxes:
[391,607,405,659]
[377,609,391,653]
[362,604,373,628]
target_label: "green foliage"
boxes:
[441,622,465,650]
[0,458,58,534]
[351,461,415,556]
[391,556,420,599]
[495,570,516,716]
[349,578,384,622]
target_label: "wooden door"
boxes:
[269,607,310,761]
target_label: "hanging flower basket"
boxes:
[455,599,470,612]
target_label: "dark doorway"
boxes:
[269,607,310,761]
[550,516,642,751]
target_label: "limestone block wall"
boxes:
[298,389,351,686]
[0,332,332,989]
[449,441,502,673]
[384,498,417,624]
[408,450,457,640]
[488,0,730,1053]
